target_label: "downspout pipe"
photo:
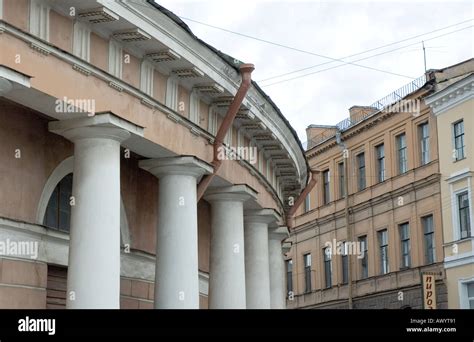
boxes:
[286,170,320,229]
[197,63,255,201]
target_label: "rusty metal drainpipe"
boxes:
[196,63,255,201]
[286,170,320,229]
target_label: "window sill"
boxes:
[454,157,466,163]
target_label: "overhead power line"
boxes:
[258,18,473,82]
[261,25,473,87]
[178,15,416,79]
[130,1,472,83]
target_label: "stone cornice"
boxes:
[425,73,474,115]
[103,0,307,195]
[0,21,286,214]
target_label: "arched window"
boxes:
[43,173,73,232]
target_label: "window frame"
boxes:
[418,122,430,165]
[378,229,389,275]
[453,120,465,161]
[422,215,436,264]
[323,247,332,288]
[304,193,311,213]
[459,278,474,309]
[356,152,366,191]
[358,235,368,279]
[399,222,411,269]
[322,169,330,205]
[396,133,408,174]
[286,259,293,296]
[375,144,385,183]
[467,282,474,309]
[457,190,472,239]
[303,253,312,293]
[338,161,345,199]
[341,241,348,284]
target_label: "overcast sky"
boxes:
[157,0,473,143]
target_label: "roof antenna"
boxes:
[422,40,427,72]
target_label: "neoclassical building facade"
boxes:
[0,0,307,309]
[286,59,473,309]
[426,67,474,309]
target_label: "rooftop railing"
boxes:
[303,74,427,150]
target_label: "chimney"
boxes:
[306,125,337,149]
[348,105,378,123]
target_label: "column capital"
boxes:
[48,113,143,142]
[139,156,213,179]
[269,226,289,241]
[204,184,257,203]
[244,208,281,225]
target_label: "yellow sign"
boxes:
[422,273,437,309]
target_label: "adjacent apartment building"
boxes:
[425,66,474,309]
[286,59,473,309]
[0,0,307,309]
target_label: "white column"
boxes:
[54,125,130,309]
[269,226,289,309]
[140,157,212,309]
[244,209,280,309]
[204,185,257,309]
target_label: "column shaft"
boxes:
[269,237,286,309]
[140,156,212,309]
[67,134,124,308]
[244,220,271,308]
[209,200,246,308]
[155,174,199,308]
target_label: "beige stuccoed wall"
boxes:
[437,100,474,243]
[120,154,159,254]
[178,86,190,118]
[199,100,209,131]
[446,265,474,309]
[49,10,73,53]
[289,97,445,306]
[122,51,140,88]
[0,98,73,223]
[3,0,29,32]
[436,98,474,309]
[153,70,167,103]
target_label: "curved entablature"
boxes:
[107,0,308,205]
[0,0,307,213]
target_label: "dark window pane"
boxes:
[376,144,385,182]
[304,254,311,293]
[45,205,58,228]
[458,192,471,238]
[468,283,474,297]
[44,173,73,232]
[323,170,330,204]
[357,153,366,191]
